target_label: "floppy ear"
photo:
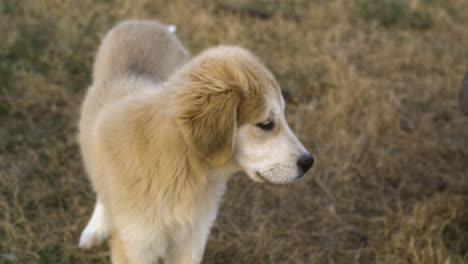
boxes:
[176,67,241,167]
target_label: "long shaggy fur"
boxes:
[78,20,280,264]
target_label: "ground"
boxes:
[0,0,467,263]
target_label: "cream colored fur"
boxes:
[78,20,312,264]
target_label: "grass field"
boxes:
[1,0,467,263]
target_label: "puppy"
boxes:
[78,20,314,264]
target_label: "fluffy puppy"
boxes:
[78,20,314,264]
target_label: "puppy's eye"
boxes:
[256,120,274,131]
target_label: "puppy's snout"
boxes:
[297,153,314,173]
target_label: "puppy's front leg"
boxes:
[112,227,168,264]
[165,224,212,264]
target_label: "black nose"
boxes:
[297,154,314,173]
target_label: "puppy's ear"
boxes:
[176,62,241,167]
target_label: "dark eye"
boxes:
[256,120,274,131]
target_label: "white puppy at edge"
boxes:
[78,20,314,264]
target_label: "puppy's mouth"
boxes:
[254,171,304,185]
[254,171,269,183]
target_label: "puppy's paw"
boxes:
[78,201,111,249]
[78,224,110,249]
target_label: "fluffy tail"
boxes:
[92,20,189,83]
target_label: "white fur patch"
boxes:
[234,94,309,184]
[167,25,177,33]
[78,200,111,249]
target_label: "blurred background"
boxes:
[0,0,467,263]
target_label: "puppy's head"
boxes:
[175,46,313,184]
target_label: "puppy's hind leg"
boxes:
[78,199,111,249]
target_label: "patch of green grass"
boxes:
[357,0,432,30]
[443,217,468,257]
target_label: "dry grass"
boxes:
[1,0,467,263]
